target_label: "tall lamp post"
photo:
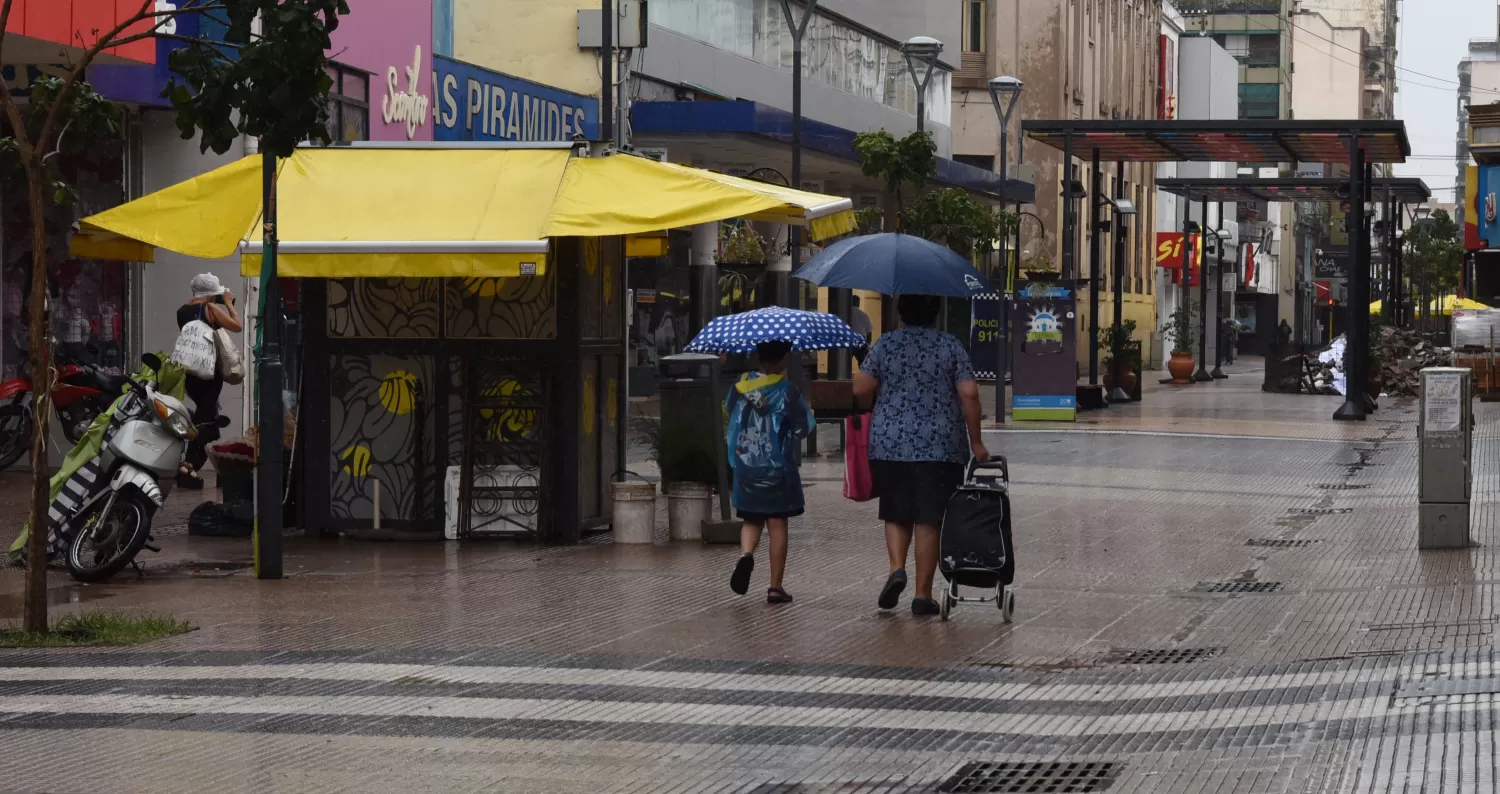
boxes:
[889,35,944,334]
[777,0,819,310]
[987,75,1022,425]
[1104,187,1138,403]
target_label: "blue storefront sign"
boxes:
[431,55,598,142]
[88,5,232,107]
[1478,165,1500,249]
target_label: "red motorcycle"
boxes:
[0,356,129,470]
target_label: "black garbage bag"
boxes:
[188,501,254,538]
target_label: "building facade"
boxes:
[1294,0,1399,121]
[1457,39,1500,231]
[952,0,1165,365]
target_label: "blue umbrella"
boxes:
[792,232,992,297]
[685,307,867,354]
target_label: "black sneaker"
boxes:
[877,569,907,610]
[911,597,940,616]
[730,553,754,595]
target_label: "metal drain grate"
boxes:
[1193,581,1284,594]
[938,761,1119,793]
[1246,538,1322,548]
[1100,647,1222,665]
[1314,483,1369,490]
[1287,507,1353,515]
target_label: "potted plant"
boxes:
[1100,319,1139,395]
[1166,304,1197,384]
[1023,250,1060,282]
[643,416,718,541]
[720,223,767,265]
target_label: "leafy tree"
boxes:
[853,130,1016,258]
[0,0,347,633]
[1402,209,1463,324]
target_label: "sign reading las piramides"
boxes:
[430,55,599,143]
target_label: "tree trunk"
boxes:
[23,164,51,634]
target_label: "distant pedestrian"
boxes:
[849,295,873,366]
[727,340,815,605]
[1276,319,1293,348]
[853,295,989,616]
[176,273,241,489]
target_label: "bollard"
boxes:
[1418,367,1473,549]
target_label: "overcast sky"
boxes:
[1393,0,1496,200]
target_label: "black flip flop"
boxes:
[766,587,793,604]
[730,553,754,595]
[911,597,940,616]
[878,569,907,610]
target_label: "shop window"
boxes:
[2,130,127,380]
[954,154,995,172]
[326,61,371,143]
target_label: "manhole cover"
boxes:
[1314,484,1369,490]
[1193,581,1284,594]
[1288,508,1353,515]
[1246,538,1323,548]
[938,761,1119,793]
[1100,647,1223,665]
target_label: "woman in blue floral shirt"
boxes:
[853,295,989,615]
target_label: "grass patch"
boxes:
[0,611,191,647]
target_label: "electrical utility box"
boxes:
[1418,367,1473,549]
[578,1,648,49]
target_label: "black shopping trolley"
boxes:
[937,457,1015,621]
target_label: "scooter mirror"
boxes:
[215,415,232,428]
[141,353,162,371]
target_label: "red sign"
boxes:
[1242,243,1256,286]
[3,0,156,64]
[1158,35,1177,120]
[1155,232,1201,269]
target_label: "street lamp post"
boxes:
[889,35,943,335]
[987,75,1022,425]
[1210,224,1230,380]
[1194,201,1212,382]
[777,0,819,311]
[1106,162,1137,404]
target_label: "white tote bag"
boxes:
[214,327,245,385]
[171,317,218,379]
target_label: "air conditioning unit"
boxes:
[800,179,826,193]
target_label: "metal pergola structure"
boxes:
[1022,119,1411,422]
[1156,177,1432,357]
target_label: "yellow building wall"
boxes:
[452,0,599,96]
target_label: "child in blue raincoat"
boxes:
[726,340,814,604]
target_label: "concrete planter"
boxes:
[665,482,713,541]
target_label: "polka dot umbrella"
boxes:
[685,306,867,354]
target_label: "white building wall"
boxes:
[1291,12,1364,120]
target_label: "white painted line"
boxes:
[0,692,1398,738]
[0,663,1400,705]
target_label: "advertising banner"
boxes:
[1010,282,1077,421]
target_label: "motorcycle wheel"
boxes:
[0,404,32,471]
[66,492,154,583]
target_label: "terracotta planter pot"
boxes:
[1167,351,1196,384]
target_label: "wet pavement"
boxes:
[0,360,1496,792]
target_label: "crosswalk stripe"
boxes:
[0,662,1401,704]
[0,693,1401,737]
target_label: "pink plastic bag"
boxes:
[844,414,876,502]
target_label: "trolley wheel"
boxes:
[940,588,955,621]
[999,588,1015,623]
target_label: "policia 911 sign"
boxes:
[431,55,599,143]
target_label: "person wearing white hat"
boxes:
[175,273,242,488]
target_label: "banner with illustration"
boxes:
[1009,282,1077,422]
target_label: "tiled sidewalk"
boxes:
[0,364,1497,792]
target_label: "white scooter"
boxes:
[64,354,230,582]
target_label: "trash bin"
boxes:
[1418,366,1472,549]
[657,353,723,541]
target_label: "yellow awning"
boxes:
[1370,296,1491,315]
[71,146,858,278]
